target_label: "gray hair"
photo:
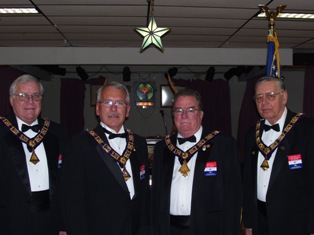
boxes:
[96,81,130,104]
[173,88,203,110]
[9,74,44,96]
[255,76,286,94]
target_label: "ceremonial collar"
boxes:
[256,112,303,170]
[0,116,50,150]
[86,128,135,181]
[165,130,220,176]
[0,116,50,164]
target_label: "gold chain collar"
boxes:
[86,128,135,181]
[165,130,220,176]
[0,116,50,149]
[256,112,303,170]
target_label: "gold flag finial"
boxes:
[258,5,286,34]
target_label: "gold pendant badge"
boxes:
[30,150,40,165]
[178,160,190,177]
[260,159,269,171]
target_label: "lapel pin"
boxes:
[202,144,210,151]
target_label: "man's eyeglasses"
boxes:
[254,91,283,103]
[173,107,200,116]
[98,99,127,108]
[13,92,42,102]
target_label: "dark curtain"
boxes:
[303,67,314,118]
[60,76,107,137]
[236,76,261,163]
[0,67,24,116]
[172,78,232,135]
[85,75,107,106]
[60,78,86,137]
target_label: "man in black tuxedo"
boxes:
[242,76,314,235]
[0,74,68,235]
[151,88,241,235]
[61,81,150,235]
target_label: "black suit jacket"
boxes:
[242,110,314,234]
[0,115,68,235]
[151,129,242,235]
[61,124,150,235]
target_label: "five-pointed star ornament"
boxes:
[135,17,170,52]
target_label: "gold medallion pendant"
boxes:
[260,159,269,171]
[178,160,190,177]
[30,150,40,165]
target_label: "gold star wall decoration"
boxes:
[136,17,170,52]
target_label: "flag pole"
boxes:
[259,5,286,79]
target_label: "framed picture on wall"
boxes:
[160,85,174,108]
[160,84,184,107]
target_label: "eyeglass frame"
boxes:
[173,107,200,116]
[98,99,128,108]
[254,91,284,103]
[12,92,43,102]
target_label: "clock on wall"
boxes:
[135,82,155,108]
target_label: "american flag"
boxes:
[266,32,281,79]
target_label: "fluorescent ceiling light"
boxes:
[258,12,314,19]
[0,8,38,14]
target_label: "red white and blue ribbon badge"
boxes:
[140,164,146,180]
[58,154,62,168]
[204,161,217,176]
[288,154,302,170]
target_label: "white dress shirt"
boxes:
[257,108,287,202]
[170,126,203,215]
[101,122,135,199]
[17,117,49,192]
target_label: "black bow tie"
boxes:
[178,135,196,145]
[264,123,280,132]
[103,128,127,139]
[21,124,40,133]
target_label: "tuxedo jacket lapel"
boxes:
[4,116,31,194]
[192,131,218,191]
[41,124,60,195]
[7,132,31,194]
[93,125,129,194]
[267,112,295,194]
[164,136,176,198]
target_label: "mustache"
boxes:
[107,112,120,118]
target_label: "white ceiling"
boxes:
[0,0,313,51]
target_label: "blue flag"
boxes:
[266,32,281,78]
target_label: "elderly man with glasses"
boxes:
[0,74,68,235]
[61,81,150,235]
[151,88,241,235]
[243,76,314,235]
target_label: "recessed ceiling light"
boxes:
[0,8,38,14]
[258,12,314,19]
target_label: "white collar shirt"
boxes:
[100,122,135,199]
[257,107,287,202]
[170,126,203,215]
[17,117,49,192]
